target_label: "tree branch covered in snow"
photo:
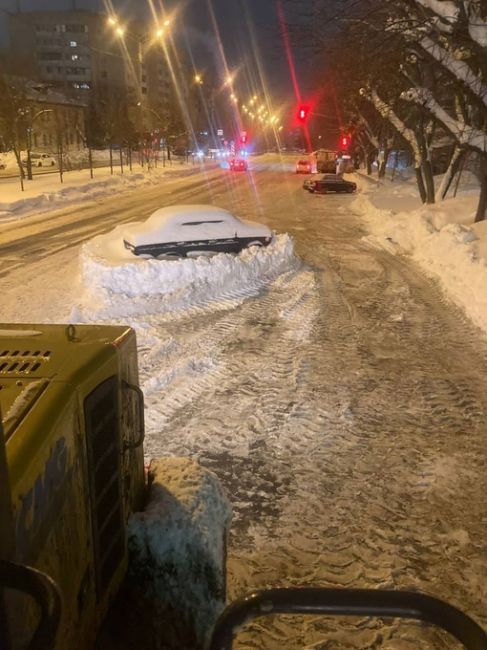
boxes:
[416,35,487,107]
[413,0,459,27]
[368,90,422,165]
[401,87,487,152]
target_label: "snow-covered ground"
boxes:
[0,159,208,220]
[353,171,487,334]
[1,159,486,647]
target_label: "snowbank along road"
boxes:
[0,159,486,648]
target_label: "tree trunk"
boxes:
[415,167,427,203]
[88,147,94,179]
[13,145,24,191]
[436,147,463,201]
[58,139,64,184]
[475,155,487,223]
[378,148,390,179]
[422,159,435,203]
[109,144,113,175]
[366,150,374,175]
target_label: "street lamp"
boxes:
[194,74,203,85]
[107,14,172,43]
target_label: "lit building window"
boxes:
[70,41,77,47]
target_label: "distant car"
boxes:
[21,152,56,168]
[229,158,248,171]
[307,174,357,194]
[123,204,273,259]
[295,159,312,174]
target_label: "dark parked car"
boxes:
[307,174,356,194]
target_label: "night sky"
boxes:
[0,0,315,103]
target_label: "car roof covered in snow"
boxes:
[146,204,238,227]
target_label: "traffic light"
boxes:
[340,133,351,149]
[240,132,247,145]
[297,105,310,123]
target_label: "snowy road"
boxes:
[1,160,486,648]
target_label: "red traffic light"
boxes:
[240,135,247,145]
[340,133,351,148]
[297,105,310,123]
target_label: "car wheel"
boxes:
[37,162,42,167]
[247,240,263,249]
[51,161,55,166]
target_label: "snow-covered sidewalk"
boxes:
[353,171,487,334]
[0,161,210,221]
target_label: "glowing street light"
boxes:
[194,74,203,84]
[224,75,233,86]
[115,26,125,36]
[107,16,117,26]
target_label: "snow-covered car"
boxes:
[123,204,273,259]
[295,159,312,174]
[21,152,56,168]
[307,174,357,194]
[229,158,248,171]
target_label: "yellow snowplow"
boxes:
[0,323,145,649]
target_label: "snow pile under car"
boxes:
[78,224,298,321]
